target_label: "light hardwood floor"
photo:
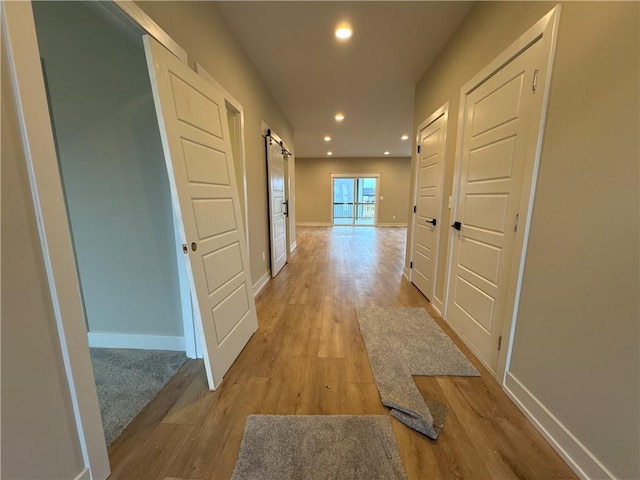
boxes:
[108,226,576,480]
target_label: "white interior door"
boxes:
[411,113,446,301]
[267,136,287,277]
[446,40,541,372]
[144,36,258,390]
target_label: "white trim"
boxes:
[195,63,250,259]
[290,241,298,253]
[253,270,271,298]
[87,333,186,351]
[408,104,449,301]
[85,1,187,63]
[442,5,561,383]
[431,296,444,317]
[74,467,91,480]
[378,223,408,227]
[504,373,615,480]
[296,222,332,227]
[284,153,293,259]
[499,5,562,383]
[403,266,410,280]
[173,213,196,359]
[2,2,110,478]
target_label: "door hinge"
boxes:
[417,145,421,154]
[514,213,520,232]
[410,261,413,269]
[413,205,417,213]
[532,69,539,92]
[498,335,503,351]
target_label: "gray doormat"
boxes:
[232,415,407,480]
[90,348,187,446]
[356,307,479,439]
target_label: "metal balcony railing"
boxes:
[333,202,375,224]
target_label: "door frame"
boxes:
[195,63,250,259]
[408,103,449,314]
[2,2,192,478]
[442,5,561,383]
[330,173,381,226]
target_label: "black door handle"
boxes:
[451,221,462,231]
[426,218,437,226]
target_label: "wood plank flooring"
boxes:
[107,226,576,480]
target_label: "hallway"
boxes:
[107,227,576,479]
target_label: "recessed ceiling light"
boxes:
[335,25,352,40]
[384,151,390,156]
[335,113,345,122]
[401,135,409,140]
[324,136,331,142]
[327,151,333,156]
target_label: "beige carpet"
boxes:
[232,415,406,480]
[90,348,187,445]
[356,307,479,439]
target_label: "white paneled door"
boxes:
[144,36,258,390]
[446,40,542,373]
[411,112,446,301]
[267,136,287,277]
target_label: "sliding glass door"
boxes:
[332,176,378,225]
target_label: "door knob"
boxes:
[191,242,198,252]
[426,218,437,226]
[451,221,462,231]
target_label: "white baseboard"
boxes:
[296,222,332,227]
[378,223,408,227]
[253,270,271,298]
[403,266,410,280]
[87,332,185,351]
[432,296,444,317]
[504,372,614,480]
[290,241,297,253]
[74,467,91,480]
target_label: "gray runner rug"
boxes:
[232,415,406,480]
[356,307,479,439]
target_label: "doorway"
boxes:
[266,128,291,278]
[32,0,189,446]
[195,63,250,257]
[410,105,448,307]
[332,175,379,226]
[30,0,259,447]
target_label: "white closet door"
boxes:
[412,113,446,301]
[446,41,541,372]
[144,36,258,390]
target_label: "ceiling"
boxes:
[216,1,474,158]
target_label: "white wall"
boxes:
[32,1,184,338]
[1,35,85,480]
